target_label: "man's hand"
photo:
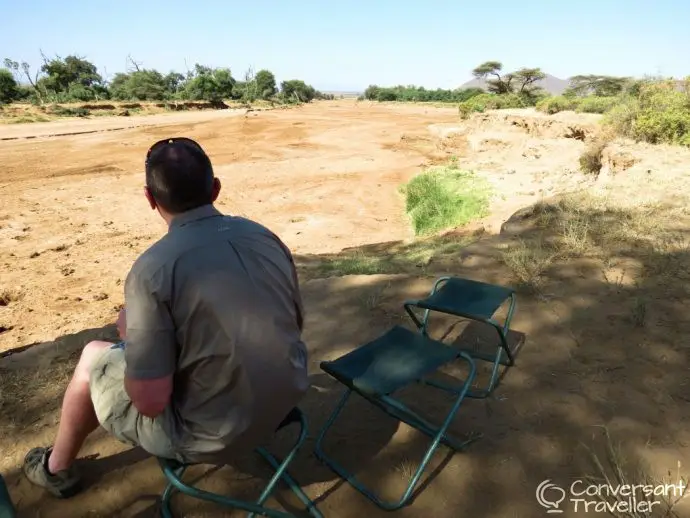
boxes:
[116,308,126,340]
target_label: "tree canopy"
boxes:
[471,61,545,96]
[0,54,330,105]
[565,75,632,97]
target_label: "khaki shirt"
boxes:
[124,205,308,462]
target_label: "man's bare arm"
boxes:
[124,375,173,418]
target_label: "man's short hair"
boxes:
[145,140,215,214]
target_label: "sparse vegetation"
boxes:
[0,289,22,306]
[536,95,619,115]
[500,238,558,291]
[575,95,618,114]
[298,234,477,278]
[579,139,608,174]
[565,75,632,97]
[361,85,484,103]
[536,95,580,114]
[581,426,688,518]
[364,60,547,107]
[536,79,690,147]
[499,193,684,292]
[458,92,531,118]
[400,163,492,236]
[0,53,330,119]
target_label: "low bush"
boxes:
[401,163,492,235]
[536,96,581,114]
[364,84,484,103]
[576,96,618,114]
[603,81,690,146]
[579,139,608,174]
[458,93,530,118]
[46,105,90,117]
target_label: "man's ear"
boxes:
[211,177,221,202]
[144,186,157,210]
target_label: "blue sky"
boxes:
[2,0,687,92]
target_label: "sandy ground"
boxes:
[0,101,460,351]
[1,101,690,517]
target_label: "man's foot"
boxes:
[22,447,81,498]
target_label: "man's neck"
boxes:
[166,204,222,231]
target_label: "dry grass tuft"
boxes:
[500,192,688,295]
[0,288,22,306]
[500,239,558,292]
[579,139,608,175]
[581,426,688,517]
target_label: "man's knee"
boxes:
[74,340,114,383]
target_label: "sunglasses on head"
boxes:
[145,137,205,165]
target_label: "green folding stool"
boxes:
[157,407,323,518]
[0,474,16,518]
[314,325,478,511]
[403,276,517,398]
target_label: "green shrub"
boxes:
[401,164,492,235]
[632,110,690,145]
[602,82,690,146]
[536,96,581,114]
[602,97,640,137]
[376,90,397,101]
[47,105,90,117]
[576,96,618,114]
[363,84,484,103]
[458,93,529,118]
[0,69,19,104]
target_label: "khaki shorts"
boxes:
[89,345,181,461]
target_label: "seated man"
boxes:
[23,137,309,497]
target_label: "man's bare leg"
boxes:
[48,340,113,472]
[23,340,114,497]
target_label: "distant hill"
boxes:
[461,73,570,95]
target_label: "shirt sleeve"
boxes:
[269,231,304,330]
[123,264,177,380]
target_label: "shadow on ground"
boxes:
[2,197,690,517]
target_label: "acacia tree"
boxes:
[3,58,44,103]
[472,61,514,94]
[472,61,547,96]
[513,67,546,94]
[566,75,631,97]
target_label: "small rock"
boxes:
[93,293,109,301]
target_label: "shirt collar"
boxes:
[169,204,223,229]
